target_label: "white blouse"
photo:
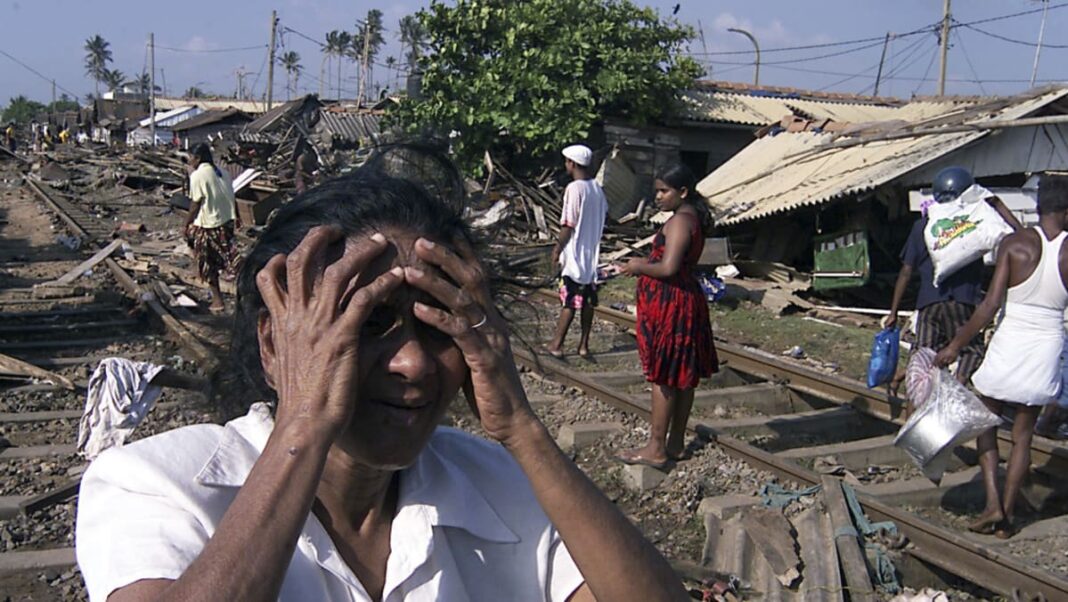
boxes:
[76,404,584,601]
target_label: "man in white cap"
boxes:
[547,144,608,359]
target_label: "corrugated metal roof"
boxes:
[315,111,381,143]
[698,88,1068,226]
[138,105,201,128]
[678,89,906,126]
[155,97,267,114]
[171,108,252,132]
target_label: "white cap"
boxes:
[562,144,593,167]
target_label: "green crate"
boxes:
[813,230,870,291]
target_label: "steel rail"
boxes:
[530,289,1068,476]
[22,177,217,370]
[511,343,1068,600]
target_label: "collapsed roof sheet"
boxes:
[697,88,1068,226]
[677,88,906,126]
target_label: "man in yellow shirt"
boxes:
[58,127,70,145]
[184,143,241,313]
[5,122,17,153]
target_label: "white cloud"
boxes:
[181,36,216,53]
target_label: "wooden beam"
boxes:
[0,352,76,390]
[47,238,124,286]
[821,476,875,601]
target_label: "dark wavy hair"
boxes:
[1039,173,1068,214]
[226,143,473,417]
[655,163,714,236]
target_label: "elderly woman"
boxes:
[75,147,685,602]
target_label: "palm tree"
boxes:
[83,35,113,97]
[384,56,398,92]
[126,72,158,96]
[101,68,126,93]
[354,10,386,103]
[323,30,351,99]
[279,51,302,101]
[398,15,426,71]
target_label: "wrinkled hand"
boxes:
[934,344,960,369]
[404,237,536,445]
[255,226,402,438]
[620,258,644,277]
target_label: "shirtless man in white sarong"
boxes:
[936,174,1068,538]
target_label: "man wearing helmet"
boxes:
[887,167,1021,386]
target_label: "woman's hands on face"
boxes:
[256,226,403,440]
[403,237,538,446]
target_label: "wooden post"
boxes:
[266,10,277,110]
[821,476,875,601]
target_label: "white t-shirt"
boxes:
[190,163,236,229]
[76,404,585,602]
[558,179,607,285]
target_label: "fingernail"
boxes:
[418,238,435,249]
[389,266,404,277]
[406,266,425,278]
[371,232,386,243]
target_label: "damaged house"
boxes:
[696,86,1068,295]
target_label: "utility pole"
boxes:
[728,28,760,86]
[358,20,371,105]
[149,33,156,147]
[51,80,56,126]
[873,32,893,97]
[266,10,277,110]
[235,68,248,100]
[937,0,951,96]
[1031,0,1050,88]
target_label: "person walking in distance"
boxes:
[184,143,241,313]
[936,174,1068,538]
[546,144,607,359]
[615,164,718,469]
[886,167,1021,389]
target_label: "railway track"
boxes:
[514,289,1068,600]
[0,170,213,599]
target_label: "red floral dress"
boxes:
[636,216,718,389]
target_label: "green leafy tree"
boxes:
[101,68,126,92]
[2,96,47,124]
[279,51,303,100]
[47,94,80,113]
[390,0,701,171]
[83,35,113,97]
[184,86,205,99]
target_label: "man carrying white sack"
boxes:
[887,167,1021,386]
[936,173,1068,539]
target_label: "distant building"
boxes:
[171,108,254,148]
[127,105,203,146]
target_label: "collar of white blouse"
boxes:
[190,403,520,598]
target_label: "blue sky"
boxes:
[1,0,1066,105]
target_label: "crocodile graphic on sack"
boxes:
[929,215,982,250]
[924,184,1013,286]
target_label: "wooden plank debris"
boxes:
[821,475,876,601]
[0,352,77,390]
[48,238,124,286]
[739,506,802,587]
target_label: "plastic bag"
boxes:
[697,273,727,302]
[905,348,937,408]
[867,327,900,388]
[893,368,1002,482]
[924,184,1013,286]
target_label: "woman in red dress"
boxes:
[616,163,718,469]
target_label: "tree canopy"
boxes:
[390,0,701,171]
[2,96,46,124]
